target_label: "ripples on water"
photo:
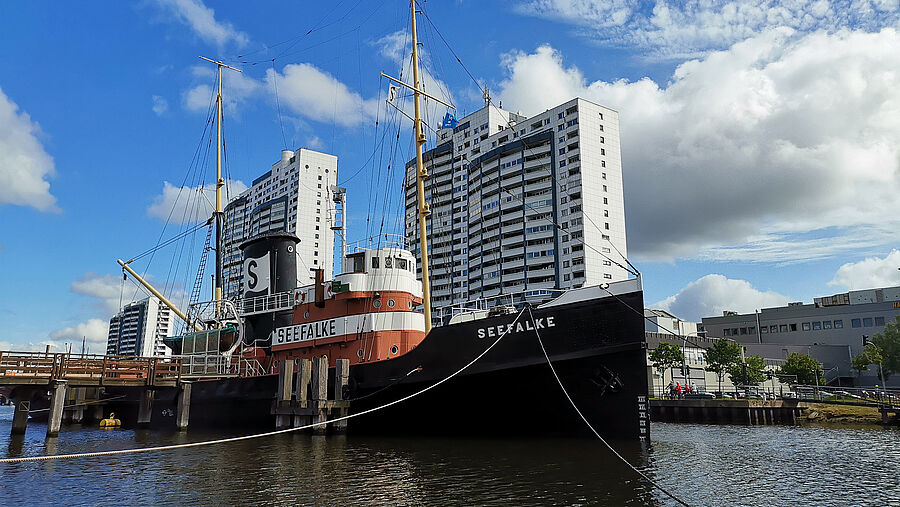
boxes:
[1,405,898,506]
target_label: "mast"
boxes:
[410,0,433,333]
[199,56,241,317]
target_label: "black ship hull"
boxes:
[115,287,650,440]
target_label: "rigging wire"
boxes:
[270,59,289,150]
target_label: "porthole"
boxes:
[357,349,364,358]
[408,301,413,309]
[304,311,309,319]
[373,300,382,309]
[388,299,395,308]
[287,245,294,253]
[390,345,399,354]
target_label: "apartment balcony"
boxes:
[503,246,525,258]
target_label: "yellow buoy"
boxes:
[100,412,121,428]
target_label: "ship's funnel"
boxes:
[240,233,300,298]
[240,233,300,348]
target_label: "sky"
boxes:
[2,0,900,352]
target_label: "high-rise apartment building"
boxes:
[223,148,338,299]
[405,98,628,313]
[106,296,174,357]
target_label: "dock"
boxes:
[272,357,350,434]
[0,351,188,437]
[651,399,804,425]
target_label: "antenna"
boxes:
[483,86,490,107]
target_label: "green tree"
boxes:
[727,354,768,386]
[704,338,742,395]
[649,341,684,390]
[870,316,900,380]
[851,349,873,377]
[778,352,825,386]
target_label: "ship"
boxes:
[103,1,651,440]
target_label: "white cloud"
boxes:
[516,0,900,58]
[306,136,325,150]
[0,87,59,212]
[154,0,249,48]
[829,249,900,290]
[152,95,169,116]
[265,63,379,127]
[72,272,128,314]
[183,67,261,112]
[47,318,109,353]
[653,274,792,321]
[147,179,248,224]
[496,29,900,262]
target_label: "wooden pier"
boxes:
[0,351,186,437]
[651,399,804,425]
[272,358,350,434]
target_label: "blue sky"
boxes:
[2,0,900,351]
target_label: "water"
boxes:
[1,405,898,506]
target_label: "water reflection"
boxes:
[1,405,898,506]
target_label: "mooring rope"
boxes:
[0,308,527,465]
[527,307,691,507]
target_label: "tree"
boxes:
[727,354,768,386]
[778,352,825,386]
[704,338,742,395]
[851,349,873,377]
[649,341,684,389]
[870,316,900,380]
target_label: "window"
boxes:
[371,257,379,269]
[603,185,608,192]
[851,318,861,328]
[564,274,570,281]
[599,125,604,131]
[558,113,564,119]
[603,197,608,204]
[834,320,843,328]
[779,324,788,332]
[770,325,778,332]
[740,327,747,335]
[601,160,606,168]
[875,316,885,326]
[823,320,832,329]
[802,322,811,331]
[761,326,768,334]
[812,321,822,330]
[724,328,732,336]
[748,327,756,335]
[790,323,797,331]
[604,222,609,230]
[601,148,605,155]
[731,328,739,336]
[599,136,604,143]
[385,257,393,268]
[863,317,873,327]
[604,210,609,217]
[603,274,612,279]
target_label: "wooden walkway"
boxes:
[0,351,182,387]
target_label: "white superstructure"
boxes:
[223,148,338,299]
[106,296,174,357]
[405,98,628,313]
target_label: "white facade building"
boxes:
[644,309,700,336]
[106,296,174,357]
[223,148,338,299]
[405,98,628,316]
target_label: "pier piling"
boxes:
[293,359,312,429]
[137,389,154,426]
[311,357,328,435]
[11,399,31,435]
[46,380,68,437]
[332,359,349,433]
[176,381,192,431]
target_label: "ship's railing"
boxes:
[432,289,566,326]
[175,354,267,378]
[239,291,295,316]
[346,233,408,254]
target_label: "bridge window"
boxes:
[372,256,380,269]
[397,258,408,270]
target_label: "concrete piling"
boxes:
[46,380,68,437]
[137,389,154,426]
[11,399,31,435]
